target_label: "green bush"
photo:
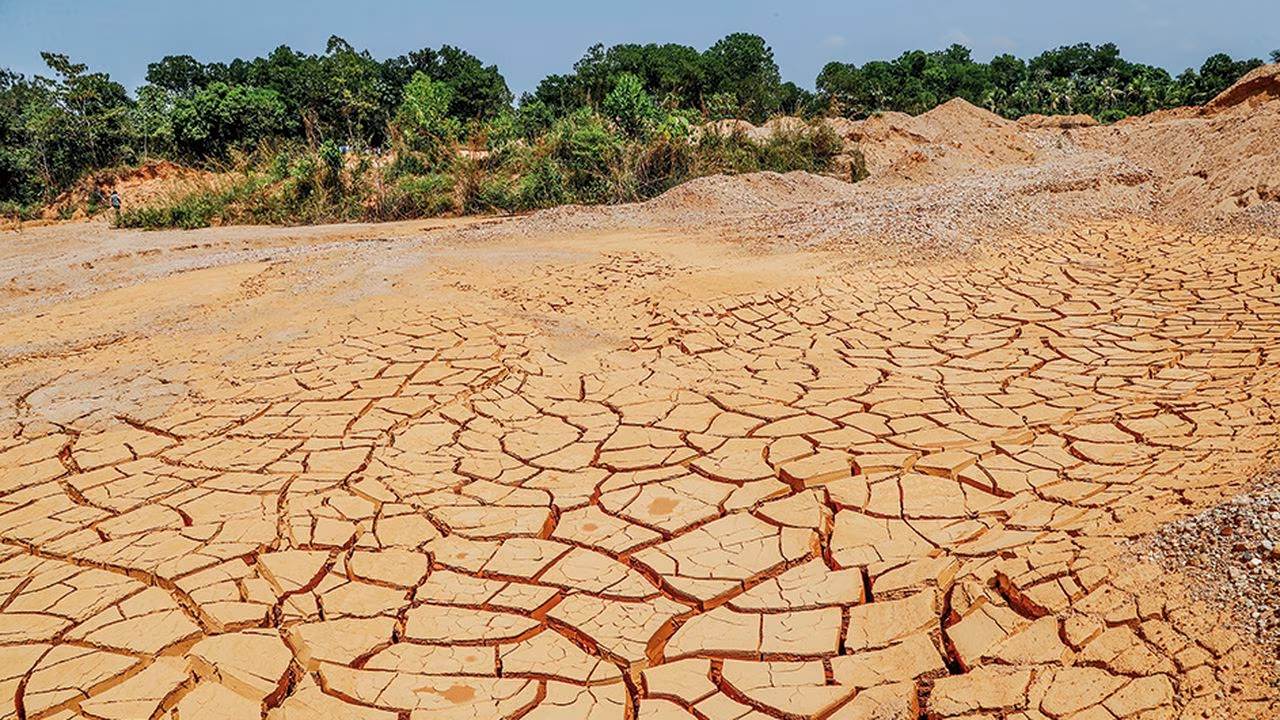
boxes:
[381,174,454,219]
[394,72,461,166]
[634,136,695,198]
[602,73,659,137]
[111,110,857,228]
[517,157,568,210]
[692,129,762,175]
[116,191,220,229]
[319,139,344,192]
[757,124,842,173]
[467,175,517,214]
[546,109,626,204]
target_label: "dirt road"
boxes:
[0,210,1278,720]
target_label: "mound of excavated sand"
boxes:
[728,152,1154,258]
[1075,63,1280,227]
[1207,63,1280,111]
[644,170,856,215]
[845,99,1041,183]
[474,171,861,239]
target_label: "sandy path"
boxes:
[0,217,1277,720]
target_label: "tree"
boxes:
[1271,50,1280,64]
[145,55,208,95]
[702,33,782,122]
[394,72,460,162]
[132,84,174,157]
[170,82,288,158]
[323,36,389,145]
[602,73,658,136]
[385,45,512,122]
[0,70,41,205]
[1189,53,1264,103]
[21,53,134,195]
[434,46,513,121]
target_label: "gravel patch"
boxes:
[1141,474,1280,657]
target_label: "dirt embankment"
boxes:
[39,160,218,222]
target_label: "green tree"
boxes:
[0,70,41,205]
[394,72,460,162]
[131,84,174,158]
[1189,53,1264,103]
[384,45,512,122]
[602,73,658,136]
[145,55,208,95]
[323,36,389,145]
[171,82,288,158]
[702,33,782,122]
[22,53,134,196]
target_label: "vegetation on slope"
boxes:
[1,35,1274,225]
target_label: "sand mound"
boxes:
[645,170,856,214]
[1207,63,1280,111]
[1075,64,1280,227]
[728,152,1153,258]
[844,99,1040,183]
[472,170,860,240]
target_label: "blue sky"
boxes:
[1,0,1277,94]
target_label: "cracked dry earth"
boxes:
[2,217,1280,720]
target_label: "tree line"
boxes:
[1,34,1275,210]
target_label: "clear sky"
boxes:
[1,0,1277,95]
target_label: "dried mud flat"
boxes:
[4,71,1280,720]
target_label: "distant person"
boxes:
[110,190,121,223]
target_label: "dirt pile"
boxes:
[644,170,857,215]
[830,99,1041,183]
[1074,63,1280,228]
[729,152,1153,258]
[1142,474,1280,648]
[1207,63,1280,111]
[471,170,861,239]
[658,68,1280,253]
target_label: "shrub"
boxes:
[466,175,517,214]
[394,72,461,165]
[517,157,568,210]
[545,109,626,204]
[757,123,842,173]
[515,98,556,142]
[116,191,220,229]
[319,139,343,192]
[706,92,740,121]
[386,151,431,179]
[602,74,659,137]
[692,129,762,175]
[380,174,454,219]
[634,136,695,198]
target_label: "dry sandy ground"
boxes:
[3,65,1280,720]
[1,208,1279,720]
